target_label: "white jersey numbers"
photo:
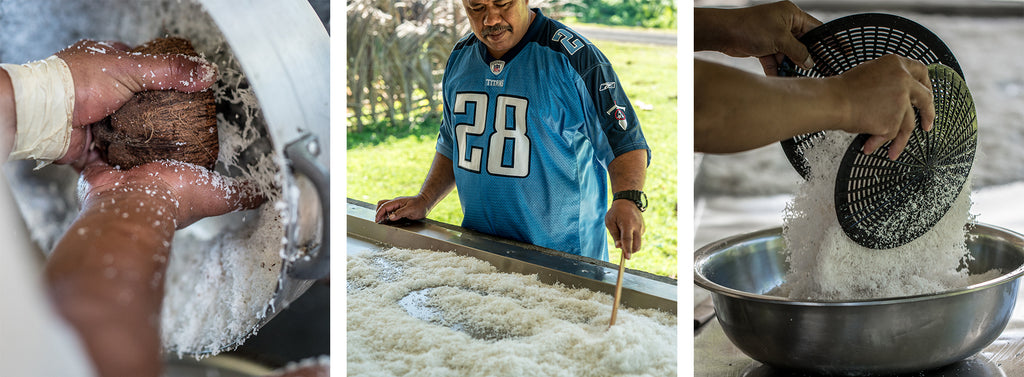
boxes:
[454,92,531,178]
[490,96,530,177]
[454,93,488,173]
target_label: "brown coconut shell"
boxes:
[91,37,218,170]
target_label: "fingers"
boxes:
[617,227,634,260]
[861,109,914,160]
[374,198,421,223]
[854,55,936,159]
[71,147,104,173]
[56,124,94,166]
[619,227,635,260]
[614,225,643,260]
[862,135,888,156]
[387,201,421,222]
[791,9,823,36]
[225,180,266,212]
[375,200,397,223]
[909,80,935,133]
[606,205,644,260]
[127,53,217,93]
[608,220,623,253]
[778,38,814,70]
[98,40,131,52]
[887,108,917,160]
[759,55,782,77]
[62,39,218,93]
[899,57,934,131]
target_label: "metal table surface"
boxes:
[347,199,677,314]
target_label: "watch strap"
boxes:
[613,190,647,212]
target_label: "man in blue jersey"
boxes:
[376,0,649,262]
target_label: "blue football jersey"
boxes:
[436,9,649,261]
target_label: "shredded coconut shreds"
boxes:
[162,205,284,356]
[154,1,286,356]
[347,248,677,377]
[776,131,994,301]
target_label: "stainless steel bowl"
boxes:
[694,223,1024,375]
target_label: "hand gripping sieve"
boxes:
[777,13,965,179]
[834,64,976,249]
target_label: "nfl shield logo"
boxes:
[490,60,505,75]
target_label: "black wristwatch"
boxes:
[613,190,647,212]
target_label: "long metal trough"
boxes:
[346,199,677,315]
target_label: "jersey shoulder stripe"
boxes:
[525,15,610,82]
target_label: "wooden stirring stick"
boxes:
[609,253,627,328]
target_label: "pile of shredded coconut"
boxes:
[347,248,677,377]
[776,132,998,301]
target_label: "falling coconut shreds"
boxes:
[151,1,286,357]
[161,204,284,356]
[347,248,677,377]
[775,132,999,301]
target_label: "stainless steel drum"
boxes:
[0,0,328,354]
[694,224,1024,375]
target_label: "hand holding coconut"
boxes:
[4,37,256,377]
[75,150,264,229]
[46,149,262,377]
[0,38,217,166]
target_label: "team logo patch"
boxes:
[490,60,505,75]
[606,105,628,130]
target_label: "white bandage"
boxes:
[1,55,75,164]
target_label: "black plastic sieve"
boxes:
[778,13,964,179]
[834,64,976,249]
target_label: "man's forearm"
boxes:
[46,191,177,377]
[694,7,734,52]
[608,149,648,192]
[417,152,457,210]
[694,59,845,153]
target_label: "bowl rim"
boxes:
[693,222,1024,306]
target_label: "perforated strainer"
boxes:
[834,64,976,249]
[778,13,965,178]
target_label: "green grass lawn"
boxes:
[346,38,678,278]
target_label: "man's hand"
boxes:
[375,196,431,224]
[696,1,822,76]
[77,151,263,229]
[831,54,935,160]
[48,152,261,377]
[375,152,457,224]
[606,199,645,260]
[54,39,217,165]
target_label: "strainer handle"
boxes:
[284,134,330,280]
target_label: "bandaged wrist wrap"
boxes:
[1,55,75,163]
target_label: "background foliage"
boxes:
[562,0,676,29]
